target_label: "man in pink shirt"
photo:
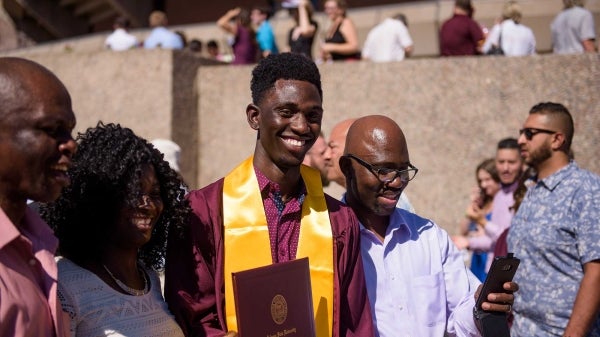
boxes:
[0,57,77,337]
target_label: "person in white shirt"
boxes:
[105,16,139,51]
[143,11,184,50]
[482,1,536,56]
[551,0,597,54]
[362,13,413,62]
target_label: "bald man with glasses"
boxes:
[340,115,518,337]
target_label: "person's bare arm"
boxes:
[217,8,240,35]
[582,39,597,53]
[297,0,316,37]
[322,18,359,55]
[563,260,600,337]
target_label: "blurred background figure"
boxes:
[482,1,536,56]
[143,10,184,49]
[217,7,259,65]
[287,0,318,59]
[251,6,279,58]
[362,12,414,62]
[452,158,501,282]
[151,138,182,174]
[206,39,230,62]
[175,30,188,48]
[551,0,597,54]
[105,16,139,51]
[326,118,356,198]
[320,0,361,62]
[302,131,332,186]
[439,0,485,56]
[188,39,203,54]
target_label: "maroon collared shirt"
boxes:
[255,168,306,263]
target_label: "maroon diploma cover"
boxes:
[232,257,316,337]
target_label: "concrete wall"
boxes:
[2,48,599,234]
[197,53,600,232]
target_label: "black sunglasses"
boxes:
[519,127,557,141]
[344,153,418,185]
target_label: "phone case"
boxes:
[474,253,520,337]
[475,253,520,309]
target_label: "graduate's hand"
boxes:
[222,331,238,337]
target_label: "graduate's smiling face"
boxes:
[247,79,323,171]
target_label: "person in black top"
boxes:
[287,0,318,59]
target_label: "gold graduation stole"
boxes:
[223,156,334,337]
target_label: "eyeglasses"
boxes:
[519,127,557,141]
[345,153,418,184]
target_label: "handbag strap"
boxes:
[497,24,503,47]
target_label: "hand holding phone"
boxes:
[474,253,520,337]
[475,253,520,310]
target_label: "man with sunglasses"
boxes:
[508,102,600,336]
[340,115,518,336]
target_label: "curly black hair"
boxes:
[250,52,322,105]
[41,122,190,271]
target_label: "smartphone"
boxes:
[475,253,520,310]
[477,188,486,208]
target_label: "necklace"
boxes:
[102,263,149,296]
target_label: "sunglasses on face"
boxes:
[344,153,418,185]
[519,127,557,141]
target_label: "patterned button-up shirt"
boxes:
[508,162,600,336]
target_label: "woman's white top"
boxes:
[57,257,184,337]
[482,19,536,56]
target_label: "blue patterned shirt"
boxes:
[508,162,600,336]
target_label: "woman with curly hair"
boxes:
[41,122,189,337]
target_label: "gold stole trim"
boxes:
[223,156,334,337]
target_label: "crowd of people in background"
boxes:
[105,0,597,64]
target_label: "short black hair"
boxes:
[455,0,474,16]
[497,137,519,150]
[252,5,274,19]
[250,52,322,105]
[41,122,190,271]
[189,39,202,52]
[529,101,574,151]
[207,39,218,48]
[114,16,131,29]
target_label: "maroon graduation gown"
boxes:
[164,178,374,337]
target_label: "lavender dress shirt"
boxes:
[468,181,518,271]
[358,206,482,337]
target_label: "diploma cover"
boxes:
[232,257,316,337]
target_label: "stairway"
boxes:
[3,0,151,42]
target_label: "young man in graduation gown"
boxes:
[164,52,373,337]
